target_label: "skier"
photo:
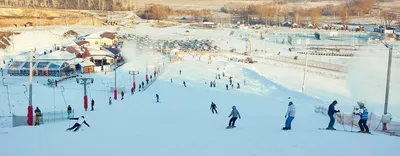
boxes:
[227,106,241,128]
[156,94,160,103]
[327,100,340,130]
[243,79,246,85]
[218,74,221,79]
[170,78,173,83]
[231,84,234,89]
[179,70,182,75]
[222,72,225,77]
[183,81,186,87]
[229,79,232,85]
[34,107,42,126]
[210,102,218,114]
[237,82,240,89]
[109,97,112,105]
[283,101,295,130]
[91,99,95,111]
[67,105,72,119]
[146,75,149,84]
[131,87,134,95]
[355,101,370,133]
[66,116,90,132]
[226,84,228,90]
[213,80,216,87]
[210,81,213,87]
[150,75,153,81]
[142,81,145,88]
[121,91,125,100]
[154,71,157,78]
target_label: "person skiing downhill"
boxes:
[109,97,112,105]
[156,94,160,103]
[283,101,295,130]
[226,84,228,90]
[237,82,240,89]
[183,81,187,87]
[210,102,218,114]
[139,84,142,92]
[91,99,95,111]
[66,116,90,132]
[227,106,241,128]
[121,91,125,100]
[355,101,370,133]
[327,100,340,130]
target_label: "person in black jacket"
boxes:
[66,116,90,132]
[67,105,72,118]
[34,107,42,126]
[210,102,218,114]
[327,100,340,130]
[121,91,125,100]
[91,99,95,111]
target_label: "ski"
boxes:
[226,126,236,129]
[318,128,373,135]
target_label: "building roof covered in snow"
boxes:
[100,32,117,40]
[75,40,89,46]
[79,61,95,67]
[34,51,76,61]
[87,46,115,57]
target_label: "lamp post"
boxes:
[129,71,139,93]
[381,41,393,131]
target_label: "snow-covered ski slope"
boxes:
[1,55,399,156]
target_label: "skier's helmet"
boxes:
[232,106,236,109]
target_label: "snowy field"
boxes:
[1,22,400,156]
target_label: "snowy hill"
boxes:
[1,55,399,156]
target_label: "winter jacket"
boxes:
[35,109,42,117]
[229,106,241,118]
[210,103,217,109]
[360,106,368,120]
[328,102,339,115]
[70,117,90,127]
[286,103,295,117]
[67,106,72,113]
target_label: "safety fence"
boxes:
[39,110,75,124]
[0,110,74,128]
[142,61,168,91]
[315,106,400,136]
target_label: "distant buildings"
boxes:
[6,31,123,76]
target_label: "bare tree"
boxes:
[309,7,321,27]
[380,10,397,27]
[338,6,349,25]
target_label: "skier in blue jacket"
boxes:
[227,106,241,128]
[283,101,295,130]
[327,100,340,130]
[355,101,370,133]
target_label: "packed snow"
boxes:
[1,21,400,156]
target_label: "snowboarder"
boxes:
[67,105,72,119]
[121,91,125,100]
[210,102,218,114]
[91,99,95,111]
[179,70,182,75]
[237,82,240,89]
[34,107,42,126]
[355,101,370,133]
[283,101,295,130]
[156,94,160,103]
[227,106,241,128]
[183,81,186,87]
[327,100,340,130]
[226,84,229,90]
[109,97,112,105]
[66,116,90,132]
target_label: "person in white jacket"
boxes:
[66,116,90,132]
[283,101,295,130]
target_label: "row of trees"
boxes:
[0,0,135,11]
[136,4,212,20]
[221,0,398,27]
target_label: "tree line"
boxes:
[0,0,135,11]
[221,0,399,27]
[136,4,212,21]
